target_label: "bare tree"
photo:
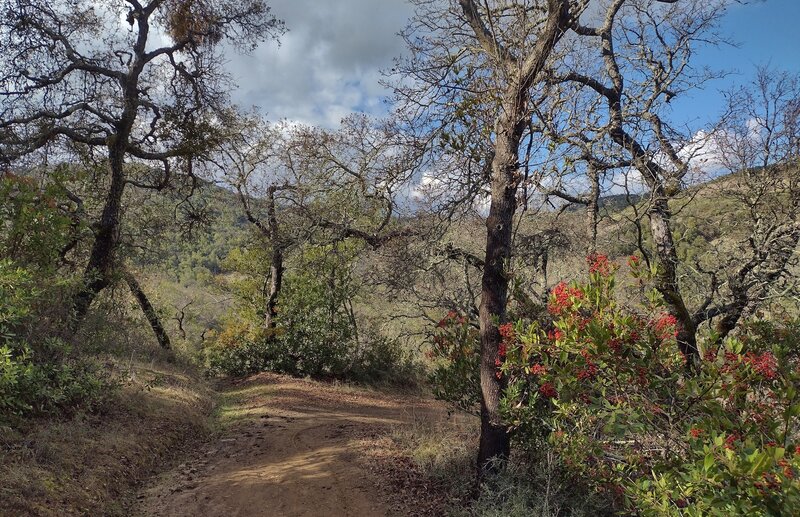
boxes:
[215,113,420,334]
[0,0,283,330]
[547,0,732,365]
[211,116,293,331]
[551,3,799,365]
[284,115,421,249]
[696,68,800,342]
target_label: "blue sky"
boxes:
[668,0,800,129]
[226,0,799,130]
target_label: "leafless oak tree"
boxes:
[214,113,421,334]
[697,68,800,343]
[547,0,731,365]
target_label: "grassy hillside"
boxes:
[121,167,799,370]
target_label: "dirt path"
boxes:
[135,373,442,517]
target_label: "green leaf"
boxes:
[704,453,715,472]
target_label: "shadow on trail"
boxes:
[136,373,445,517]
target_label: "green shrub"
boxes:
[348,334,422,388]
[207,242,422,386]
[499,256,800,515]
[0,170,76,271]
[205,319,420,387]
[0,342,35,414]
[429,255,800,514]
[427,310,481,413]
[0,260,114,423]
[204,320,271,377]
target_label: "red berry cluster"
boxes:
[587,253,612,276]
[548,282,584,316]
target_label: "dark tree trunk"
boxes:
[476,107,521,478]
[453,0,571,479]
[70,61,141,331]
[70,148,127,329]
[471,0,570,478]
[123,269,171,349]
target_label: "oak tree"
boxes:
[0,0,283,330]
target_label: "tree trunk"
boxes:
[454,0,570,478]
[123,269,171,350]
[714,293,747,344]
[70,148,126,329]
[70,65,140,331]
[476,108,521,477]
[714,223,800,343]
[265,245,283,331]
[648,196,698,366]
[586,164,600,254]
[264,185,284,331]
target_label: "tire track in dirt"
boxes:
[135,374,443,517]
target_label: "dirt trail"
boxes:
[135,373,442,517]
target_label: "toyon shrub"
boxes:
[428,310,481,414]
[431,254,800,515]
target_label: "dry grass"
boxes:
[357,410,613,517]
[0,358,214,516]
[355,409,480,516]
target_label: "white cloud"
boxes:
[606,167,647,196]
[410,167,493,216]
[222,0,412,128]
[679,129,727,182]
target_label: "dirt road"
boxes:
[135,373,441,517]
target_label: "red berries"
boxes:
[587,253,612,276]
[743,351,778,379]
[539,382,558,399]
[497,342,507,358]
[498,322,515,341]
[654,313,679,341]
[548,282,584,316]
[530,363,547,376]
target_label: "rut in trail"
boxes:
[135,373,442,517]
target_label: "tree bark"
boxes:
[713,221,800,343]
[264,185,284,331]
[265,246,283,331]
[477,108,520,476]
[648,196,698,366]
[586,164,600,254]
[70,44,142,330]
[123,269,171,350]
[467,0,570,478]
[70,147,127,329]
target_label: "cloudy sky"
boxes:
[221,0,799,130]
[224,0,412,128]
